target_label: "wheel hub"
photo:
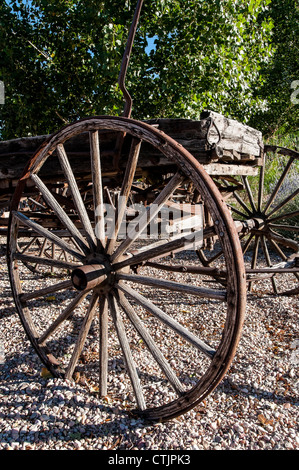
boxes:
[71,263,109,291]
[252,216,266,229]
[71,254,112,292]
[71,254,131,292]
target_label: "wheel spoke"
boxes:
[65,292,99,380]
[260,236,278,294]
[264,156,294,214]
[242,233,254,255]
[226,204,248,219]
[111,171,185,263]
[242,176,256,212]
[117,283,216,359]
[38,290,89,345]
[224,180,252,216]
[112,229,203,271]
[117,290,185,396]
[30,173,90,256]
[268,230,298,251]
[268,224,299,233]
[20,280,73,302]
[19,236,38,254]
[56,143,97,251]
[268,209,299,224]
[199,247,224,266]
[99,295,108,397]
[108,293,146,410]
[196,247,210,266]
[266,235,287,261]
[38,237,48,255]
[266,235,299,282]
[198,232,247,268]
[13,211,85,261]
[90,131,105,249]
[257,164,265,213]
[198,233,251,268]
[248,235,260,291]
[106,137,141,255]
[13,252,81,270]
[266,188,299,219]
[251,235,260,269]
[116,272,227,301]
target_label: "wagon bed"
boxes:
[0,111,263,212]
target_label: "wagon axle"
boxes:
[71,252,132,291]
[71,263,108,291]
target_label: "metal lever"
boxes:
[118,0,144,118]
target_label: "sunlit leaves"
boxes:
[129,0,273,123]
[0,0,289,140]
[249,0,299,137]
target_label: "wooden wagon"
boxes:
[0,0,298,421]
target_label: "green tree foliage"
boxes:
[249,0,299,138]
[0,0,130,139]
[130,0,273,124]
[0,0,278,140]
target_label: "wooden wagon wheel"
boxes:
[7,116,246,421]
[197,145,299,296]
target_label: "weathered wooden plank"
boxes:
[200,110,263,157]
[0,114,263,183]
[203,163,259,176]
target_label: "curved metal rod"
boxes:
[118,0,145,118]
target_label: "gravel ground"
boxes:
[0,239,298,452]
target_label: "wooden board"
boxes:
[0,112,263,189]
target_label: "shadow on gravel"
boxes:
[0,357,150,447]
[219,377,297,406]
[0,365,296,449]
[0,343,297,450]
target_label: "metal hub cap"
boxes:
[71,263,110,291]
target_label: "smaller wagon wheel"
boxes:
[8,116,246,421]
[198,145,299,296]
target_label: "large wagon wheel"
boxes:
[197,145,299,296]
[7,116,246,421]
